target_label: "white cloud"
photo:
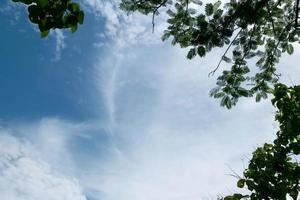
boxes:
[79,0,294,196]
[277,43,300,85]
[0,0,22,25]
[52,30,66,62]
[82,0,166,48]
[87,40,278,199]
[0,132,87,200]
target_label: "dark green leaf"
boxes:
[40,30,49,38]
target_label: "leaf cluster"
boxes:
[120,0,300,108]
[223,83,300,200]
[12,0,84,37]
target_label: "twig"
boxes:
[209,28,242,77]
[152,0,167,33]
[267,2,277,37]
[295,0,300,29]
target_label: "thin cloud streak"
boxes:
[52,30,66,62]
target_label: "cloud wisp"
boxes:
[52,30,66,62]
[0,131,87,200]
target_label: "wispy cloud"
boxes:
[82,0,166,48]
[0,132,87,200]
[0,0,22,25]
[88,43,278,199]
[51,30,66,62]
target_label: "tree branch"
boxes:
[267,2,277,37]
[209,28,242,77]
[295,0,300,29]
[152,0,167,33]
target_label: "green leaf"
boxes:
[213,0,221,12]
[197,46,206,57]
[205,3,213,16]
[191,0,202,6]
[246,180,256,190]
[221,95,232,109]
[213,92,225,98]
[237,179,245,188]
[166,9,175,17]
[255,93,261,102]
[222,55,231,63]
[187,48,196,59]
[161,32,170,41]
[65,15,78,26]
[68,2,80,12]
[287,44,294,55]
[28,5,40,17]
[256,50,265,57]
[237,88,249,97]
[70,25,78,33]
[37,0,48,8]
[40,30,49,38]
[77,11,84,24]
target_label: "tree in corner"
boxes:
[12,0,84,37]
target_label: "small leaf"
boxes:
[213,0,221,12]
[237,179,245,188]
[28,5,40,17]
[166,9,175,17]
[161,32,170,41]
[221,95,232,109]
[214,92,225,98]
[256,50,265,57]
[287,44,294,55]
[40,30,49,38]
[187,48,196,59]
[222,55,232,63]
[237,88,249,97]
[205,3,213,16]
[77,11,84,24]
[197,46,206,57]
[255,93,262,102]
[37,0,48,8]
[70,25,78,33]
[191,0,202,5]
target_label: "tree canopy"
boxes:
[223,83,300,199]
[12,0,84,37]
[12,0,299,107]
[120,0,300,108]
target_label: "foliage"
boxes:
[120,0,300,108]
[223,83,300,199]
[12,0,84,37]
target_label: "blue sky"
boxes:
[1,0,300,200]
[0,3,105,121]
